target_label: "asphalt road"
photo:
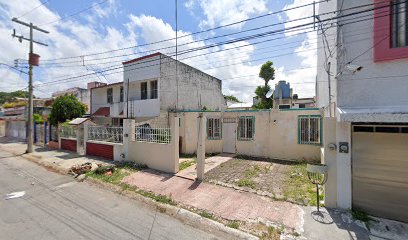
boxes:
[0,150,222,240]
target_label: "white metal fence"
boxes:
[60,125,77,139]
[88,125,123,143]
[135,124,171,144]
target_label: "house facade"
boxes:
[317,0,408,222]
[90,52,226,125]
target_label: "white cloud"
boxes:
[0,0,137,97]
[186,0,268,29]
[283,0,316,37]
[128,14,263,102]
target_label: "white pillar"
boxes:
[122,118,135,161]
[336,121,352,209]
[322,117,338,208]
[196,113,206,181]
[76,126,82,155]
[83,123,89,155]
[58,123,62,149]
[170,115,179,173]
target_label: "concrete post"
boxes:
[170,115,180,173]
[76,126,82,155]
[58,123,62,149]
[83,123,89,155]
[322,117,337,208]
[336,121,352,209]
[122,118,135,161]
[196,113,206,181]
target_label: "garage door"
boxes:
[352,127,408,222]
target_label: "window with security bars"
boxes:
[120,86,124,102]
[107,88,113,103]
[298,115,321,145]
[150,80,158,99]
[238,116,254,141]
[392,0,408,48]
[207,118,221,139]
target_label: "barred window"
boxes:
[392,0,408,48]
[207,118,221,139]
[238,116,254,141]
[120,86,124,102]
[107,88,113,103]
[298,115,321,144]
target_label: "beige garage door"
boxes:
[352,130,408,222]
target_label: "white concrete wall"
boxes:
[317,0,408,111]
[90,83,123,117]
[316,0,339,116]
[123,55,161,83]
[124,116,179,173]
[159,55,226,111]
[337,0,408,109]
[5,120,26,139]
[180,110,322,162]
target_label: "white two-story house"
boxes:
[90,52,226,125]
[317,0,408,222]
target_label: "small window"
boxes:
[353,126,374,132]
[279,105,290,109]
[238,116,254,141]
[107,88,113,103]
[299,104,306,108]
[392,0,408,48]
[207,118,221,140]
[298,115,321,144]
[120,86,124,102]
[141,82,147,100]
[150,80,158,99]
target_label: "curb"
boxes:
[1,146,257,239]
[0,146,69,174]
[85,178,258,240]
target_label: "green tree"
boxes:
[33,113,44,124]
[49,95,86,126]
[224,95,241,103]
[0,90,31,105]
[253,61,275,109]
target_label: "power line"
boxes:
[40,0,109,26]
[34,5,401,87]
[38,0,328,62]
[17,0,51,19]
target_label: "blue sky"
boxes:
[0,0,317,102]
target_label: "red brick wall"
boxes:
[61,139,77,152]
[86,142,113,160]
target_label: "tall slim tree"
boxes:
[254,61,275,109]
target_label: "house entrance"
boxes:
[222,117,236,153]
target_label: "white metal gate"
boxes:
[222,118,236,153]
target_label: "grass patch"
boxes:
[352,209,371,222]
[260,226,282,240]
[283,163,319,206]
[227,221,240,229]
[114,161,147,171]
[236,165,264,189]
[136,189,176,205]
[198,211,214,220]
[237,178,255,188]
[179,159,196,171]
[86,168,129,185]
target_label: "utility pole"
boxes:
[11,18,49,153]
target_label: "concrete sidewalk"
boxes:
[0,137,111,173]
[176,153,235,180]
[123,169,304,232]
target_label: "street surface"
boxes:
[0,150,223,240]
